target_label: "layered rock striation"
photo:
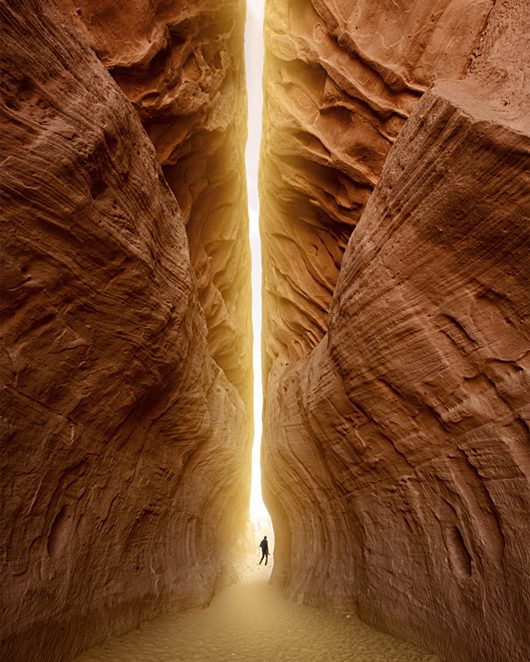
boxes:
[0,0,250,660]
[57,0,252,400]
[262,1,530,661]
[260,0,495,373]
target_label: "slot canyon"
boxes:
[0,1,528,661]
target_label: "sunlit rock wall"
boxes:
[261,0,494,372]
[0,0,250,660]
[262,1,530,660]
[57,0,252,400]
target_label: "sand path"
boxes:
[74,565,438,662]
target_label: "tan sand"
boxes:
[74,565,438,662]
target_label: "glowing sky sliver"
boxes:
[244,0,269,523]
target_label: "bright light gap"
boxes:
[244,1,269,527]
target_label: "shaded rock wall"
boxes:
[0,0,250,660]
[262,1,530,661]
[57,0,252,400]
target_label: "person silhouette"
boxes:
[259,536,269,565]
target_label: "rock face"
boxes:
[262,2,530,661]
[0,1,250,660]
[260,0,494,373]
[56,0,252,402]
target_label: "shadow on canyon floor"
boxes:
[73,564,438,662]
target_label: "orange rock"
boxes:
[56,0,253,407]
[261,0,494,373]
[262,2,530,661]
[0,0,250,660]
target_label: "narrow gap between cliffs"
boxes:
[244,0,272,542]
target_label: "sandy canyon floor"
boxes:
[73,564,438,662]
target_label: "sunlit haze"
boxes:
[245,0,269,524]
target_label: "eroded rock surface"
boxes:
[0,0,249,660]
[261,0,494,372]
[57,0,252,400]
[263,1,530,661]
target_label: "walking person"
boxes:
[259,536,269,565]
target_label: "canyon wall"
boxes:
[56,0,252,402]
[0,1,250,661]
[262,1,530,661]
[260,0,495,373]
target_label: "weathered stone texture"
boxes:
[261,0,494,372]
[0,0,249,660]
[263,1,530,661]
[57,0,252,400]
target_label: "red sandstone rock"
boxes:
[261,0,494,373]
[0,1,249,660]
[56,0,252,402]
[263,1,530,661]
